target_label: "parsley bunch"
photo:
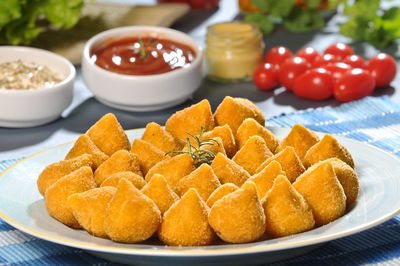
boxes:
[340,0,400,48]
[244,0,340,35]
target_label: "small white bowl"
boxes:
[82,26,203,112]
[0,46,75,128]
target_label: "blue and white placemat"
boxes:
[1,96,400,265]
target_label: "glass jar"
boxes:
[205,22,264,82]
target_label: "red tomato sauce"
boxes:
[90,37,196,75]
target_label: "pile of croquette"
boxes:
[37,96,359,246]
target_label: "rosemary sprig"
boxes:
[166,126,220,168]
[138,37,147,59]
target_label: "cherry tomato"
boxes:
[278,57,311,91]
[342,55,366,69]
[366,53,397,87]
[313,54,337,67]
[324,43,354,60]
[293,68,335,100]
[264,46,293,71]
[296,47,321,65]
[253,63,278,91]
[321,62,352,82]
[334,68,375,102]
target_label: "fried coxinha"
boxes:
[37,96,358,246]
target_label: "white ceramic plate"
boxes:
[1,127,400,266]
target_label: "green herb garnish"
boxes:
[166,126,220,168]
[138,37,147,59]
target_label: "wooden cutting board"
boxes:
[31,3,190,64]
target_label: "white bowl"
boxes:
[0,46,75,128]
[82,26,203,112]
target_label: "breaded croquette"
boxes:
[65,134,109,169]
[37,154,94,196]
[131,139,166,175]
[45,166,96,228]
[86,113,130,156]
[67,186,117,238]
[165,99,215,141]
[159,188,215,246]
[256,147,305,183]
[211,153,250,186]
[232,136,273,175]
[208,181,266,243]
[145,153,194,192]
[141,174,179,215]
[141,122,182,153]
[203,125,237,158]
[293,160,346,226]
[100,171,146,189]
[327,158,359,208]
[214,96,265,135]
[303,134,355,169]
[236,118,280,153]
[176,164,221,201]
[262,175,315,237]
[104,178,161,243]
[276,124,319,163]
[94,150,142,186]
[248,160,285,199]
[206,183,238,208]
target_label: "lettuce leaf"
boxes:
[0,0,84,45]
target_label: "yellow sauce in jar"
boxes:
[205,22,264,82]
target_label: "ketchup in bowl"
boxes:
[90,37,196,75]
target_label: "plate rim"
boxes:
[1,126,400,257]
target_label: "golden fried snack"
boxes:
[206,183,238,208]
[236,118,280,153]
[45,166,96,228]
[67,186,117,238]
[211,153,250,186]
[158,188,215,246]
[165,99,215,141]
[100,171,146,189]
[94,150,142,186]
[262,175,315,237]
[293,160,346,226]
[214,96,265,135]
[248,160,285,199]
[86,113,130,156]
[327,158,359,207]
[176,164,221,201]
[141,174,179,215]
[202,125,237,158]
[232,136,273,175]
[65,134,109,169]
[145,153,194,192]
[256,147,305,183]
[131,139,166,175]
[276,124,319,163]
[303,134,355,169]
[37,154,94,196]
[141,122,182,153]
[208,181,266,243]
[104,178,161,243]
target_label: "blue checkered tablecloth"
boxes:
[1,96,400,265]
